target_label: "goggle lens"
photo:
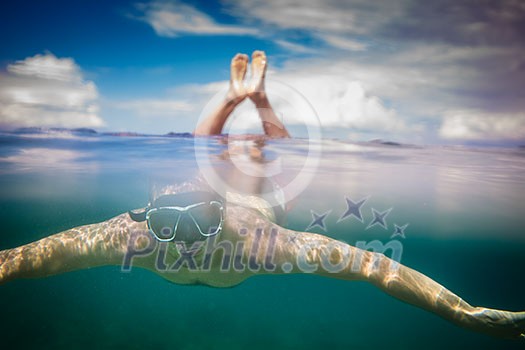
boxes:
[148,209,179,240]
[189,201,223,236]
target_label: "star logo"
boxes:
[391,224,408,239]
[306,210,331,231]
[338,197,368,223]
[366,208,392,230]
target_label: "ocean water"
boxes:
[0,130,524,349]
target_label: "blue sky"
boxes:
[1,0,524,144]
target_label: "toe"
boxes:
[232,53,247,63]
[252,50,266,59]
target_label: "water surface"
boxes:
[0,130,524,349]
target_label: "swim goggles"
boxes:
[128,192,224,242]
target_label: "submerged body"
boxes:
[1,191,525,339]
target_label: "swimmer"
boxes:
[1,51,524,340]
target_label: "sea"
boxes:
[0,128,524,349]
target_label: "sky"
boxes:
[1,0,524,144]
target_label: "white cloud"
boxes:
[137,1,257,37]
[274,40,315,54]
[135,1,402,51]
[225,0,405,35]
[270,43,525,138]
[0,52,103,129]
[224,0,406,50]
[318,35,367,51]
[6,54,83,83]
[439,110,525,140]
[272,74,409,132]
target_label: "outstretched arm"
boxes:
[0,213,136,285]
[250,223,525,339]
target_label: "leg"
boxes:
[247,51,290,138]
[194,53,249,136]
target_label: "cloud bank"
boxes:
[4,1,522,142]
[440,110,525,141]
[0,53,103,129]
[136,1,257,36]
[132,0,525,142]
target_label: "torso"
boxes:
[124,203,275,288]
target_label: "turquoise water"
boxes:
[1,130,524,349]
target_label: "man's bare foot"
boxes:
[226,53,248,105]
[247,50,268,105]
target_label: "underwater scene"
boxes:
[0,129,524,349]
